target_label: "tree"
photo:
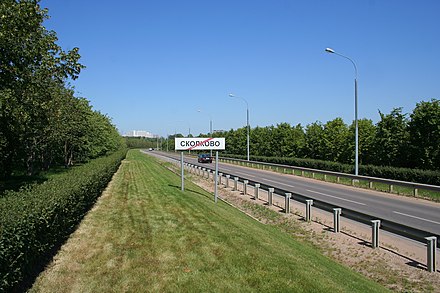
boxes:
[372,108,409,167]
[322,118,350,163]
[304,121,325,160]
[349,118,376,165]
[250,126,272,157]
[408,99,440,170]
[0,0,84,177]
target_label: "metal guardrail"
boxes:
[219,157,440,196]
[150,151,439,249]
[182,160,440,249]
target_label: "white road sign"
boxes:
[175,137,225,151]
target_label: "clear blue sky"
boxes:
[40,0,439,137]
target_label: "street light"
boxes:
[228,93,250,161]
[325,47,359,176]
[197,109,213,156]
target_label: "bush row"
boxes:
[221,154,440,186]
[0,149,127,292]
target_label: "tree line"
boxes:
[213,100,440,171]
[163,99,440,172]
[0,1,124,178]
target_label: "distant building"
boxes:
[123,130,157,138]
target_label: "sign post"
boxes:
[214,151,219,203]
[180,152,184,191]
[175,137,225,202]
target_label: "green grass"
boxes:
[31,150,388,292]
[235,161,440,201]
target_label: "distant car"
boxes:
[198,153,212,163]
[148,148,153,151]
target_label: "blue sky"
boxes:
[40,0,440,137]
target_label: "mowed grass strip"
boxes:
[30,150,388,293]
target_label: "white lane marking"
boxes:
[224,172,296,188]
[262,178,296,188]
[234,172,258,179]
[306,189,366,206]
[393,211,440,225]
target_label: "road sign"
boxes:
[175,137,225,151]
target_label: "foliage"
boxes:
[0,149,127,292]
[212,100,439,173]
[322,118,350,163]
[221,154,440,185]
[372,108,409,167]
[125,137,159,149]
[0,0,124,179]
[408,99,440,170]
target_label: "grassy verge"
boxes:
[231,160,440,201]
[30,150,387,292]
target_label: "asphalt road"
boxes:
[147,151,440,238]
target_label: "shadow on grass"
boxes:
[12,224,82,293]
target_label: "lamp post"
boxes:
[325,47,359,176]
[229,93,250,161]
[197,109,213,156]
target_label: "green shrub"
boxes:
[0,149,127,292]
[221,154,440,186]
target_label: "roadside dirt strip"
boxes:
[179,163,440,292]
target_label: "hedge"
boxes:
[221,154,440,186]
[0,149,127,292]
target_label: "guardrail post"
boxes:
[219,173,223,185]
[413,188,418,197]
[324,174,327,181]
[305,200,313,222]
[389,184,394,193]
[243,180,249,195]
[254,183,260,200]
[371,220,381,248]
[333,208,342,233]
[301,170,305,176]
[285,193,291,214]
[268,188,274,206]
[425,236,437,272]
[369,181,373,189]
[233,177,238,191]
[226,175,230,188]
